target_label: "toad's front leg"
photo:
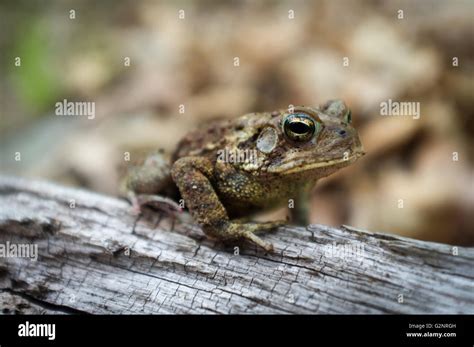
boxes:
[171,157,280,252]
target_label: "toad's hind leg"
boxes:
[171,157,281,252]
[121,151,181,215]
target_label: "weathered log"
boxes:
[0,175,472,314]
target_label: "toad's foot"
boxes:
[211,220,286,252]
[129,193,182,217]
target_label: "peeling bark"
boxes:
[0,175,473,314]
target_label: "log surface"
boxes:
[0,175,473,314]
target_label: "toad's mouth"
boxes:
[268,150,365,174]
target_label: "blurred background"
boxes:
[1,0,473,245]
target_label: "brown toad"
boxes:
[123,100,364,251]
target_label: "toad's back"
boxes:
[171,119,233,161]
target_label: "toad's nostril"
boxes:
[338,129,347,136]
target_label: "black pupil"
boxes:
[289,121,310,134]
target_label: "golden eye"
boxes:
[283,113,319,142]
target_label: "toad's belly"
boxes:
[213,176,297,218]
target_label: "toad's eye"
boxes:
[283,113,319,142]
[344,110,352,124]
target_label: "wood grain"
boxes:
[0,175,473,314]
